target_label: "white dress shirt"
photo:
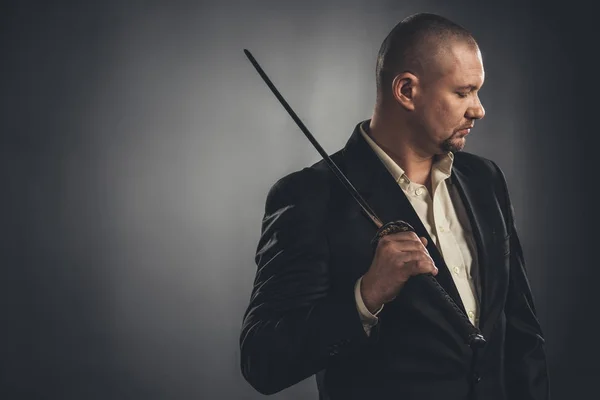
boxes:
[354,125,481,335]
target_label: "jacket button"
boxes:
[328,344,340,356]
[473,373,481,383]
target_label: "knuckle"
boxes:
[380,236,395,248]
[415,262,426,275]
[416,260,428,272]
[394,253,408,267]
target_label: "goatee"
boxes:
[441,137,464,153]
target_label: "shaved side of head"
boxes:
[376,13,479,101]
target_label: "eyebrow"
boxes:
[456,85,479,91]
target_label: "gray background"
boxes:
[2,0,595,399]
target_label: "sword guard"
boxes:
[370,220,415,250]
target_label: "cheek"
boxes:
[433,99,464,131]
[415,94,461,137]
[427,100,453,131]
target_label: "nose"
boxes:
[466,95,485,120]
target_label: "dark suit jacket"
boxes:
[240,121,549,400]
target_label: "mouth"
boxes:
[456,126,473,136]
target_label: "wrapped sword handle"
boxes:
[370,220,486,350]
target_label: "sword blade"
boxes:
[243,49,383,229]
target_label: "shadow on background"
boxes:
[1,0,594,399]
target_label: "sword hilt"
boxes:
[371,220,486,350]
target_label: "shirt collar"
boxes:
[358,122,454,187]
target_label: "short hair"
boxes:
[376,13,478,97]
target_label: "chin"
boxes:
[441,138,465,153]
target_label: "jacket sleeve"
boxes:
[492,161,550,399]
[239,168,373,395]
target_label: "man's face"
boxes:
[411,42,486,155]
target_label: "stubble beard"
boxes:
[441,134,466,153]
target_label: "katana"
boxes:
[242,49,382,229]
[243,48,485,351]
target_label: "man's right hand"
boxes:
[360,231,438,313]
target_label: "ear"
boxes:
[392,72,418,111]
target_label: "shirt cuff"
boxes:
[355,276,383,334]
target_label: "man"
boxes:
[240,13,549,400]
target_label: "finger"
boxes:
[412,258,438,277]
[378,240,427,254]
[396,250,435,267]
[394,255,437,282]
[380,235,429,254]
[418,237,430,254]
[380,230,421,243]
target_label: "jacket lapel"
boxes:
[452,164,506,340]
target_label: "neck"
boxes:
[368,110,435,186]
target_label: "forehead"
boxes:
[436,42,485,86]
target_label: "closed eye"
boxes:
[456,84,480,98]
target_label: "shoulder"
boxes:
[453,151,513,216]
[453,151,506,183]
[263,158,336,214]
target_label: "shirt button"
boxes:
[415,188,423,196]
[468,311,475,319]
[438,226,446,233]
[453,266,460,274]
